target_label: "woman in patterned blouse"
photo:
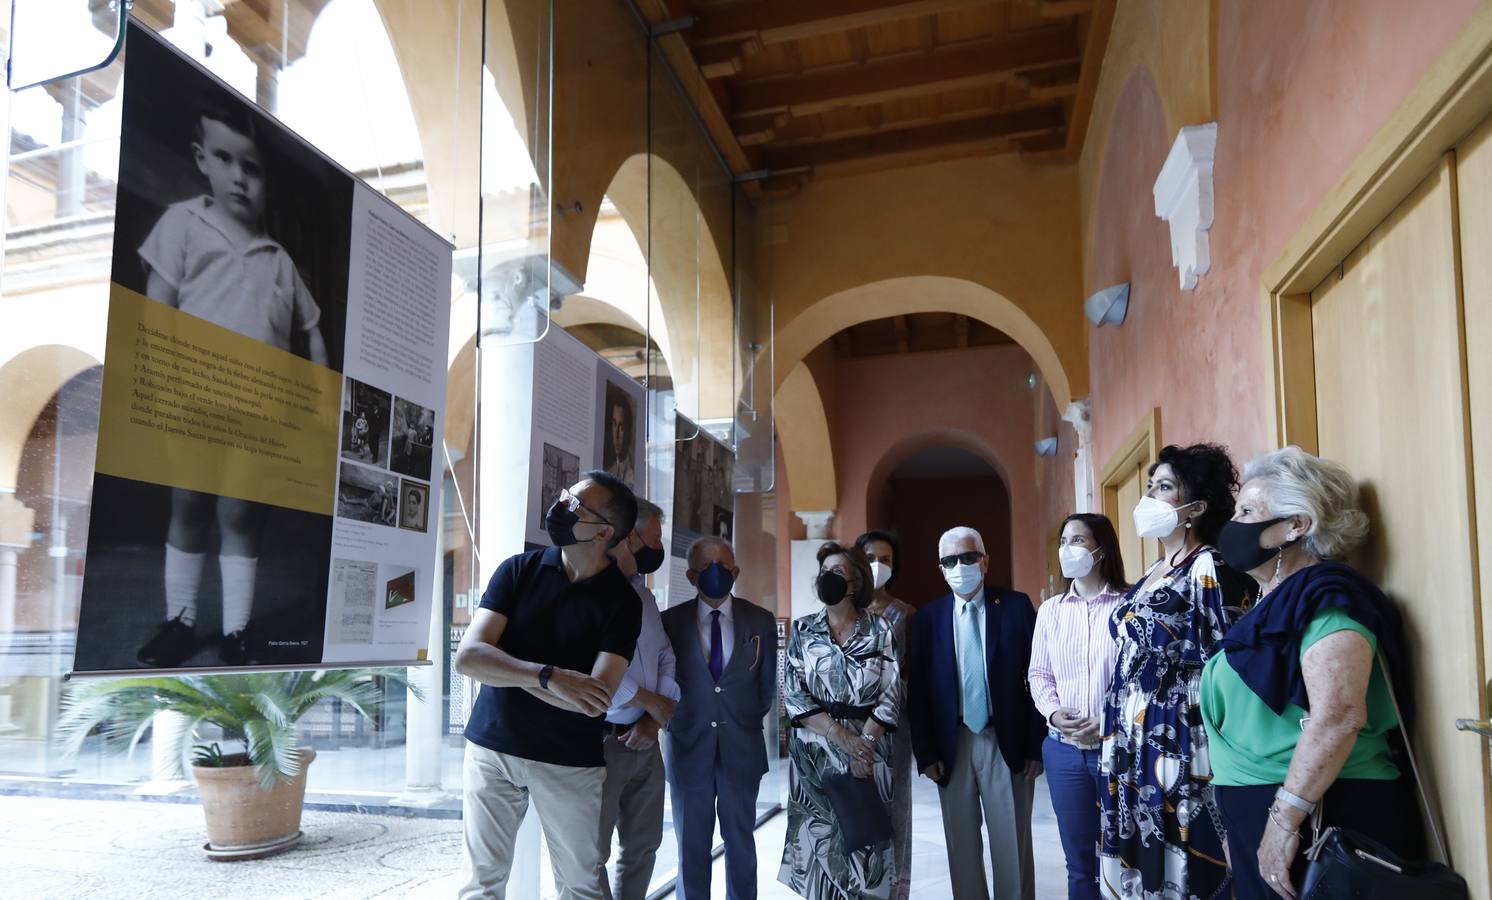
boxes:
[1098,444,1252,900]
[779,542,901,900]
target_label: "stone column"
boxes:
[0,494,37,662]
[393,485,450,809]
[1062,401,1095,514]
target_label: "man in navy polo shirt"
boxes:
[455,471,643,899]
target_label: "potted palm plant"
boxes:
[58,669,410,860]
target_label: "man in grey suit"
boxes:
[661,537,777,900]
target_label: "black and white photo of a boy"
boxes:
[399,480,429,532]
[134,91,330,670]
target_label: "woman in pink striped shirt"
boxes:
[1027,513,1129,900]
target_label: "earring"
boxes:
[1184,521,1193,529]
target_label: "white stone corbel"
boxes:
[1153,123,1218,291]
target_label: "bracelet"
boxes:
[1267,804,1300,835]
[1274,786,1317,814]
[860,731,877,742]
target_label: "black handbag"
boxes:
[1300,653,1468,900]
[820,771,893,852]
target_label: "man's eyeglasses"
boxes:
[558,488,611,528]
[938,550,985,569]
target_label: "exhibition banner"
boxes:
[71,22,452,674]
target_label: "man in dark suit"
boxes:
[661,536,778,900]
[909,525,1044,900]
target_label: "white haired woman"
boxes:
[1201,446,1422,899]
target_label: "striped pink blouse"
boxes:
[1026,584,1125,725]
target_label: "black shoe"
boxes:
[136,614,197,668]
[219,628,255,666]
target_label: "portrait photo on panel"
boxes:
[337,461,399,528]
[341,377,392,468]
[600,379,639,488]
[399,479,430,533]
[110,23,354,373]
[390,397,436,481]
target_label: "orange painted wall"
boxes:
[822,344,1048,601]
[1084,0,1483,471]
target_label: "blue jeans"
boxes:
[1042,736,1104,900]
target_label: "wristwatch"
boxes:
[538,664,555,690]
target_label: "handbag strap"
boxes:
[1374,650,1450,866]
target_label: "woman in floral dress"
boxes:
[1099,445,1252,900]
[780,542,901,900]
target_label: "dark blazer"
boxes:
[661,595,778,788]
[908,586,1043,786]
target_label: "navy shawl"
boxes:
[1217,561,1414,727]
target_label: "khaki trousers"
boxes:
[597,734,667,900]
[459,742,607,900]
[937,726,1036,900]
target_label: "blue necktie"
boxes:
[958,601,989,733]
[709,610,723,681]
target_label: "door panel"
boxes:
[1312,157,1489,880]
[1455,115,1492,887]
[1114,464,1143,584]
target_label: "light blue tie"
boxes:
[958,600,989,733]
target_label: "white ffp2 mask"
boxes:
[1059,545,1097,579]
[1134,495,1186,539]
[870,561,892,590]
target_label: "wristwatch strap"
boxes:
[1275,786,1317,814]
[538,664,555,690]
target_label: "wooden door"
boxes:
[1311,156,1489,880]
[1101,411,1160,585]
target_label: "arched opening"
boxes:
[873,445,1012,608]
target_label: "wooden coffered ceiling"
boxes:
[830,313,1015,358]
[637,0,1115,190]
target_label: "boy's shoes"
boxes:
[136,614,197,668]
[219,627,256,666]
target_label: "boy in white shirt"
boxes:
[135,95,329,668]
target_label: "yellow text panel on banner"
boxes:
[96,283,341,515]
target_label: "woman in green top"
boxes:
[1200,447,1422,899]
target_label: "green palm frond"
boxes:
[56,668,412,785]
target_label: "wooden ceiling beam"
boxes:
[633,0,755,176]
[1064,0,1117,159]
[730,25,1081,119]
[764,100,1055,148]
[893,316,911,353]
[762,105,1066,171]
[692,0,993,49]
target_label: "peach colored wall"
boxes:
[825,344,1047,601]
[1084,0,1483,472]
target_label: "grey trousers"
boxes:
[459,742,607,900]
[597,734,667,900]
[937,726,1036,900]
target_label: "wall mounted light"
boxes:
[1084,282,1130,327]
[1034,437,1059,457]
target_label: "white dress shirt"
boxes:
[696,593,736,669]
[607,579,681,725]
[951,588,989,717]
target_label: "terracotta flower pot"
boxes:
[192,747,316,861]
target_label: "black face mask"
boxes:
[545,501,580,547]
[634,545,665,575]
[1217,517,1292,573]
[817,571,849,606]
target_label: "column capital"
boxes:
[796,510,835,540]
[0,493,36,550]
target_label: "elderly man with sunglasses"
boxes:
[455,471,642,900]
[908,526,1044,900]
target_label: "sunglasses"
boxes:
[938,550,985,569]
[558,488,611,528]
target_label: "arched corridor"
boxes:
[7,1,1492,898]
